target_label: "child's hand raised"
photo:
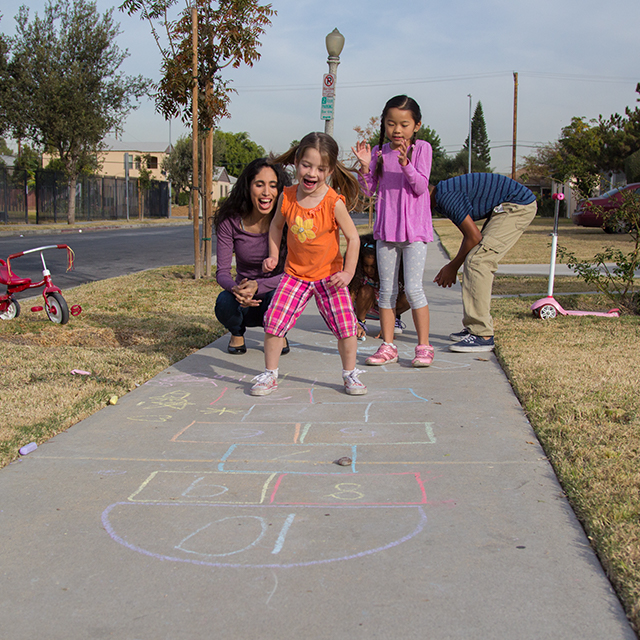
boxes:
[352,141,372,171]
[397,138,410,167]
[262,257,278,273]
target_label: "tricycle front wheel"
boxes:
[0,296,20,320]
[46,292,69,325]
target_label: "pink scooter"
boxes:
[530,193,620,320]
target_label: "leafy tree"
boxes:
[162,135,193,203]
[0,138,13,156]
[119,0,275,130]
[463,101,491,171]
[5,0,149,223]
[0,24,9,137]
[415,125,450,183]
[214,130,264,177]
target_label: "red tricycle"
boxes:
[0,244,78,324]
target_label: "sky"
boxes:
[2,0,640,174]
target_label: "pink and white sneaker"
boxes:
[412,344,434,367]
[365,343,398,366]
[250,371,278,396]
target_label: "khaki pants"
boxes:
[462,201,537,336]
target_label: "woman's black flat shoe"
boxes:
[227,338,247,354]
[281,337,290,356]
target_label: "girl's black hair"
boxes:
[349,233,377,296]
[348,232,405,297]
[375,95,422,179]
[212,157,290,231]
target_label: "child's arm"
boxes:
[433,216,482,287]
[330,199,360,288]
[352,141,378,197]
[263,195,285,273]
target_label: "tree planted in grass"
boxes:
[4,0,149,224]
[558,190,640,314]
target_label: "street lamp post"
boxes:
[323,28,345,137]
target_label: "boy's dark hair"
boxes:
[375,95,422,178]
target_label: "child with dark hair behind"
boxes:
[349,233,409,341]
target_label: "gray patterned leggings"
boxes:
[376,240,428,309]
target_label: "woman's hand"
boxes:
[232,279,261,306]
[351,141,372,172]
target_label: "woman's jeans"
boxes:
[214,288,276,337]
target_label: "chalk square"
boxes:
[219,443,354,473]
[128,471,277,504]
[269,472,427,506]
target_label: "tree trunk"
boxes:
[67,174,77,224]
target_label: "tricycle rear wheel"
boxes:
[0,296,20,320]
[46,292,69,325]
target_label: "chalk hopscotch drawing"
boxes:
[103,372,440,568]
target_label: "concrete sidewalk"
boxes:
[0,245,635,639]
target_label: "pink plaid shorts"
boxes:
[264,274,357,339]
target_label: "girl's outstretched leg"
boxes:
[251,332,283,396]
[338,335,367,395]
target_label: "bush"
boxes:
[557,189,640,314]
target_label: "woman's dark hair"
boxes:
[213,157,290,231]
[375,95,422,178]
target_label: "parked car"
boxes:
[572,182,640,233]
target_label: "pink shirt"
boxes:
[359,139,433,243]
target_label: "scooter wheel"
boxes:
[538,304,557,320]
[0,296,20,320]
[46,292,70,325]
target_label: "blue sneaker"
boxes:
[449,334,494,353]
[448,328,470,342]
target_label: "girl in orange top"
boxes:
[251,132,366,397]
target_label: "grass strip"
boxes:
[0,265,225,466]
[492,294,640,632]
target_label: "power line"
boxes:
[232,70,638,94]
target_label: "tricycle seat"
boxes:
[0,259,31,287]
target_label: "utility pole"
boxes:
[467,94,472,174]
[191,6,201,279]
[512,72,518,180]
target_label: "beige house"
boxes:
[98,139,170,181]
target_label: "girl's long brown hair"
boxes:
[274,132,361,211]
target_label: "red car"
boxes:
[572,182,640,233]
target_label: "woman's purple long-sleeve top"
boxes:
[215,216,284,296]
[358,139,433,243]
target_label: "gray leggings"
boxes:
[377,240,428,309]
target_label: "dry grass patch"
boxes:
[0,266,225,467]
[492,294,640,631]
[434,217,635,264]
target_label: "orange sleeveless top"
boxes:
[281,185,345,281]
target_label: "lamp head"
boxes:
[325,28,345,57]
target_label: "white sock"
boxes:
[266,368,278,378]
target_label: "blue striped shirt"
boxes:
[434,173,536,227]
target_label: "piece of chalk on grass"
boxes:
[109,396,118,405]
[71,370,91,376]
[19,442,37,455]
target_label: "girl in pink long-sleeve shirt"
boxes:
[353,94,434,367]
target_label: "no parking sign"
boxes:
[321,73,335,120]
